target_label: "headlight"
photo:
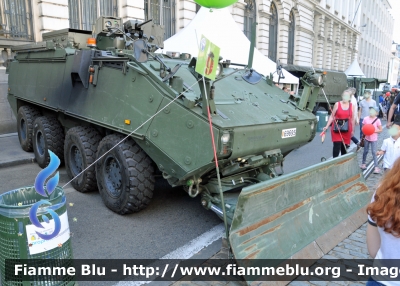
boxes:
[105,21,112,28]
[310,121,315,130]
[219,131,232,157]
[221,133,230,143]
[311,74,323,85]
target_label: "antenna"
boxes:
[247,22,258,69]
[351,0,363,26]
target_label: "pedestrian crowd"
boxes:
[322,87,400,174]
[320,86,400,285]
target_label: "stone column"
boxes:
[32,0,69,42]
[258,10,270,57]
[314,13,325,69]
[340,27,347,71]
[0,49,6,65]
[324,19,334,70]
[121,0,145,23]
[278,18,289,64]
[231,2,245,32]
[177,0,198,30]
[346,31,352,67]
[352,33,359,61]
[333,24,341,70]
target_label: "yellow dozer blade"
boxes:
[229,152,370,266]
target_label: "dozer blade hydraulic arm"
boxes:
[229,152,370,264]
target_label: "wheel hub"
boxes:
[70,145,83,176]
[104,156,122,197]
[36,131,45,156]
[20,118,27,140]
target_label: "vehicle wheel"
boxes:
[17,106,41,152]
[64,126,102,193]
[32,116,65,168]
[96,134,154,214]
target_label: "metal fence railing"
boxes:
[0,0,34,41]
[69,0,118,31]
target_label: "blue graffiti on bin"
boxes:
[29,151,62,240]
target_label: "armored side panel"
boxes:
[71,50,95,88]
[141,22,165,48]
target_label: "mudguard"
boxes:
[229,152,370,262]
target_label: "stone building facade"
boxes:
[0,0,394,74]
[357,0,394,79]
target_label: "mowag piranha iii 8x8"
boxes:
[8,16,369,266]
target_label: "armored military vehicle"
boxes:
[7,16,368,264]
[347,77,387,101]
[283,64,349,112]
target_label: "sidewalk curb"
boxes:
[0,157,36,169]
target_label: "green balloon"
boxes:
[195,0,238,9]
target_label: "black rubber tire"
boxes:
[17,106,41,152]
[32,116,65,168]
[64,126,102,193]
[96,134,154,214]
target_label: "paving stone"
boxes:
[342,239,368,249]
[348,250,369,259]
[329,247,350,255]
[173,282,193,286]
[192,281,225,286]
[342,243,361,252]
[226,281,246,286]
[327,282,349,286]
[289,281,312,286]
[360,248,370,255]
[346,235,365,243]
[322,254,340,261]
[328,281,352,286]
[328,251,356,259]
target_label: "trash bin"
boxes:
[0,186,74,286]
[316,110,329,132]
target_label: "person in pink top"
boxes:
[361,106,382,173]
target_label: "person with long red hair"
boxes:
[367,157,400,285]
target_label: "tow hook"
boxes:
[187,178,202,198]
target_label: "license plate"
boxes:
[281,128,296,138]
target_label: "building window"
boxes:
[144,0,175,40]
[243,0,256,40]
[268,2,278,62]
[69,0,118,31]
[0,0,34,41]
[288,10,295,64]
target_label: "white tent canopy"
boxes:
[345,59,365,77]
[159,7,299,85]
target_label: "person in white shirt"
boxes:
[376,123,400,171]
[367,157,400,286]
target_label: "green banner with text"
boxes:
[195,35,220,80]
